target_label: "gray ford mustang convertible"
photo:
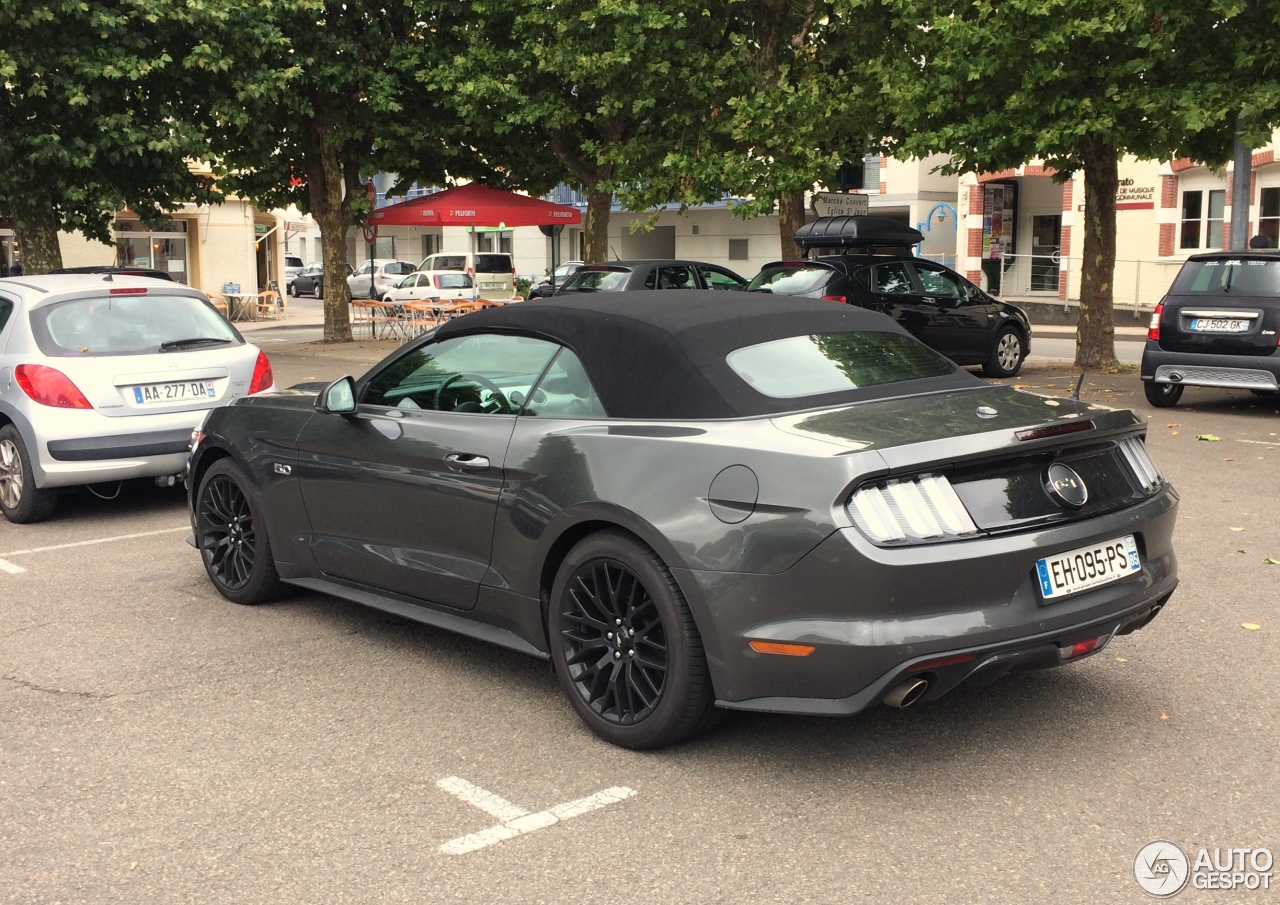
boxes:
[188,292,1179,748]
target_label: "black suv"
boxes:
[748,216,1032,377]
[1141,251,1280,407]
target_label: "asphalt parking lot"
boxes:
[3,337,1278,904]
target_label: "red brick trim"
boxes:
[1253,149,1275,170]
[879,181,887,194]
[1062,181,1073,211]
[966,270,983,284]
[967,228,983,257]
[1170,158,1196,173]
[1160,175,1178,208]
[1058,279,1068,301]
[977,170,1017,183]
[1158,223,1175,256]
[1025,165,1058,178]
[1060,225,1072,258]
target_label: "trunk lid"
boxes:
[1157,256,1280,355]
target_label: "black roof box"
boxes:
[794,216,924,250]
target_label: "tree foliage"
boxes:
[0,0,218,272]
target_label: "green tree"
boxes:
[0,0,218,273]
[879,0,1280,369]
[622,0,897,260]
[436,0,725,263]
[192,0,478,342]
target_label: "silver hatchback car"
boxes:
[0,274,274,523]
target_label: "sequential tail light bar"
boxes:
[847,474,979,543]
[1116,436,1163,492]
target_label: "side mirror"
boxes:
[316,376,357,414]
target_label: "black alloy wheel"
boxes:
[196,459,282,604]
[1144,380,1184,408]
[0,424,58,523]
[982,325,1027,378]
[549,531,718,749]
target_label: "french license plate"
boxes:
[132,381,217,405]
[1189,317,1250,333]
[480,281,503,290]
[1036,535,1140,602]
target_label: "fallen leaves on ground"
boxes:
[1230,527,1245,532]
[1160,712,1169,720]
[1264,557,1280,565]
[1242,623,1261,631]
[1197,434,1221,441]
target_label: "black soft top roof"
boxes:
[435,291,978,419]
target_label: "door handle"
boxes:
[444,453,490,469]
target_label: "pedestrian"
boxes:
[8,261,22,276]
[1248,234,1275,249]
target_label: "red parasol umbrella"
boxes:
[369,183,582,227]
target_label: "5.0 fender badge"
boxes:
[1045,462,1088,508]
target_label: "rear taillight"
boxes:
[433,274,443,289]
[821,295,848,303]
[847,474,978,544]
[1147,302,1163,341]
[248,351,273,395]
[1117,436,1163,492]
[14,365,93,409]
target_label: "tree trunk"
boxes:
[777,191,807,261]
[583,188,612,264]
[11,201,63,274]
[307,137,354,343]
[1076,137,1119,369]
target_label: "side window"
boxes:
[643,268,657,289]
[851,268,872,289]
[914,265,965,298]
[658,266,695,289]
[873,262,915,295]
[362,333,559,413]
[355,260,372,275]
[701,267,744,290]
[522,348,607,419]
[0,297,12,334]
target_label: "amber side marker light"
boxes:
[749,641,816,657]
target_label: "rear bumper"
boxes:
[675,485,1179,715]
[29,409,208,488]
[1141,342,1280,391]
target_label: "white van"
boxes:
[417,252,516,298]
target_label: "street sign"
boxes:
[812,192,870,217]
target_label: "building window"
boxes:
[1258,187,1280,246]
[114,219,189,283]
[477,230,513,254]
[1180,189,1225,250]
[728,238,749,260]
[421,234,442,260]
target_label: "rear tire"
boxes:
[312,282,322,299]
[288,282,298,297]
[1144,381,1184,408]
[549,530,718,749]
[982,326,1027,378]
[195,459,282,604]
[0,425,58,523]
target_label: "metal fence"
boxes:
[993,253,1182,309]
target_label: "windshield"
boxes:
[726,331,955,398]
[560,267,630,292]
[31,294,239,357]
[1172,259,1280,296]
[747,265,835,295]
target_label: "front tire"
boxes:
[982,326,1027,378]
[549,530,718,749]
[312,281,322,299]
[1144,381,1184,407]
[0,425,58,523]
[196,459,282,604]
[288,282,298,298]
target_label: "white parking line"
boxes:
[437,776,636,855]
[0,526,190,575]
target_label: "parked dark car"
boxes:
[527,261,585,299]
[748,216,1032,377]
[555,259,748,294]
[49,265,174,281]
[289,262,353,298]
[1140,250,1280,407]
[188,292,1177,749]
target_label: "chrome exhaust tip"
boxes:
[882,677,929,709]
